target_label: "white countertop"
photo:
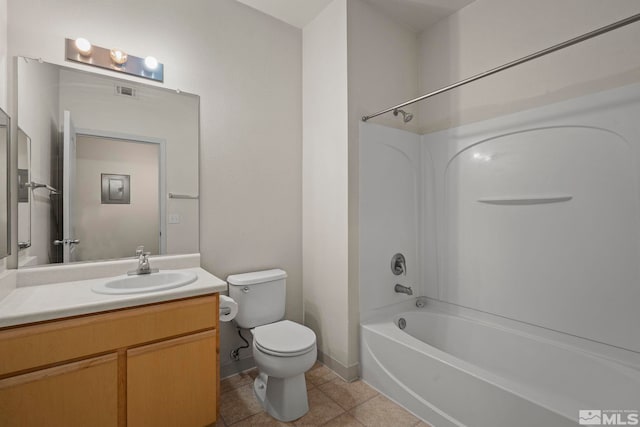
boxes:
[0,266,227,328]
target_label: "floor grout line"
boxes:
[222,364,419,427]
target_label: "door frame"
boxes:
[75,128,167,255]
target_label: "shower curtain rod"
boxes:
[361,12,640,122]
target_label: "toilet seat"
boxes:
[253,320,316,357]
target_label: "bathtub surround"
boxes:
[359,82,640,425]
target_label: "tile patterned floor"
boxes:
[216,362,431,426]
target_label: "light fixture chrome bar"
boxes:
[168,192,199,200]
[362,12,640,122]
[65,38,164,83]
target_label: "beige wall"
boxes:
[418,0,640,133]
[16,60,59,265]
[0,0,6,112]
[75,135,159,261]
[58,69,198,256]
[303,0,350,371]
[302,0,420,376]
[346,0,419,370]
[7,0,302,375]
[0,0,6,272]
[17,128,28,247]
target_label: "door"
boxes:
[62,110,78,262]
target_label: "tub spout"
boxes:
[394,284,413,295]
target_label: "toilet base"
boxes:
[254,372,309,422]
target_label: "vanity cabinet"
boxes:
[0,354,118,426]
[127,330,217,426]
[0,294,219,427]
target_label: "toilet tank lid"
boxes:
[227,269,287,286]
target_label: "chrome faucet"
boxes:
[391,253,406,276]
[128,245,158,275]
[394,284,413,295]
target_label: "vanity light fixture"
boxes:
[75,38,93,56]
[109,49,128,65]
[65,38,164,82]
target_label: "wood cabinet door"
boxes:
[0,353,118,427]
[127,330,217,427]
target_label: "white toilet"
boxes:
[227,269,317,422]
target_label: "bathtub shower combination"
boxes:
[358,83,640,427]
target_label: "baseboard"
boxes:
[220,356,255,379]
[317,351,360,382]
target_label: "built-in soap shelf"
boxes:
[477,195,573,205]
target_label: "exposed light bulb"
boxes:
[144,56,159,71]
[109,49,128,65]
[75,38,93,56]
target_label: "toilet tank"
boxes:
[227,269,287,329]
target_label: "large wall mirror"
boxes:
[17,58,199,267]
[0,108,9,259]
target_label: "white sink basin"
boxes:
[92,271,198,295]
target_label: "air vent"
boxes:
[115,85,137,97]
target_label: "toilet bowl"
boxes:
[251,320,317,421]
[227,269,317,422]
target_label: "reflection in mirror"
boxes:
[17,58,199,267]
[17,128,33,265]
[0,108,8,259]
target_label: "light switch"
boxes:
[168,214,181,224]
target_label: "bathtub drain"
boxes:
[398,317,406,330]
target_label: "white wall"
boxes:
[75,135,159,261]
[302,0,421,376]
[8,0,302,376]
[346,0,419,370]
[418,0,640,133]
[302,0,350,371]
[16,60,59,265]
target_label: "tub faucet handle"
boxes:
[391,253,406,276]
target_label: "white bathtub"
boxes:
[360,303,640,427]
